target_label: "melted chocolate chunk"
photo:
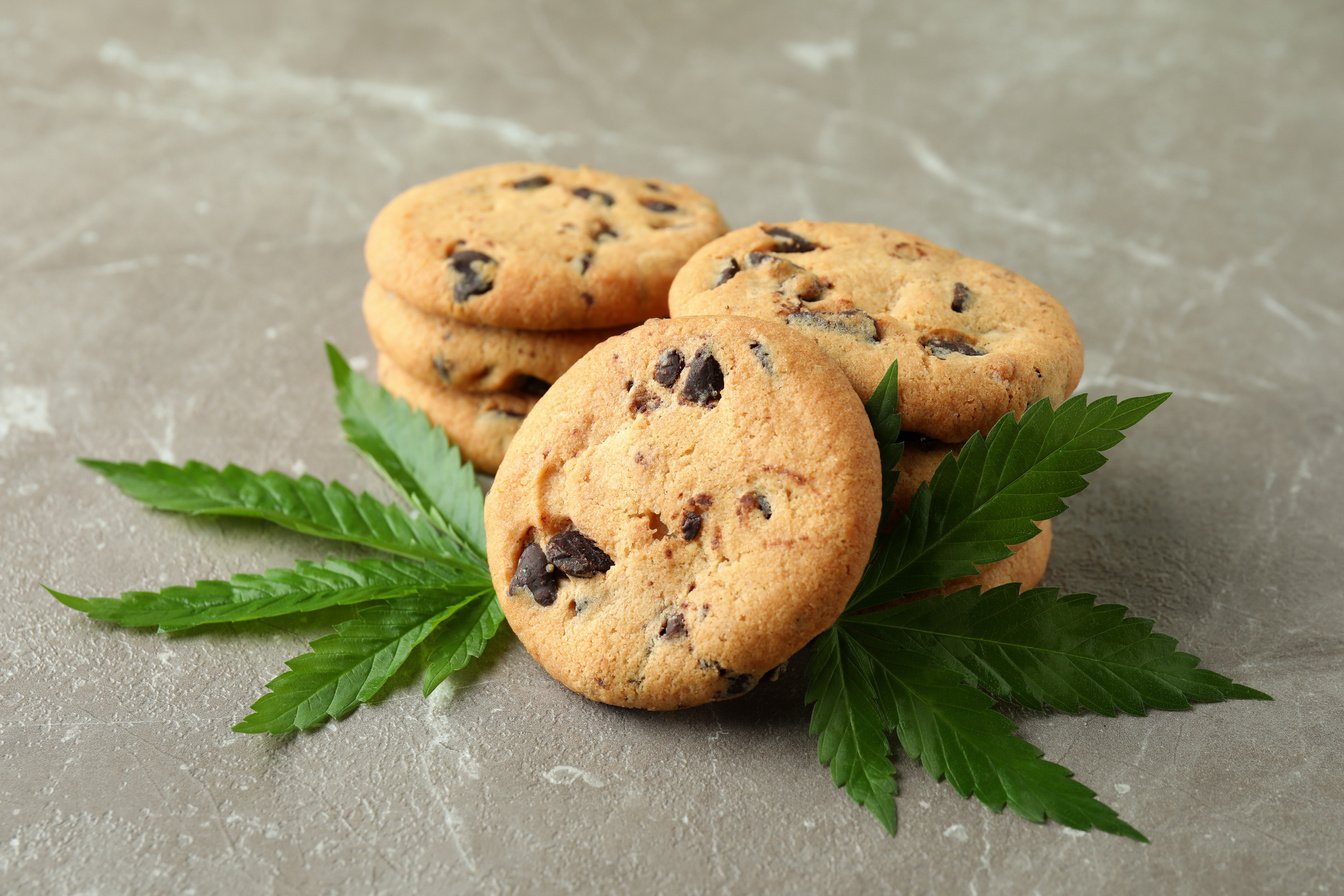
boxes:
[570,252,593,275]
[580,292,595,306]
[573,186,615,206]
[713,257,740,287]
[785,309,879,343]
[448,249,496,303]
[746,251,778,267]
[923,336,985,358]
[951,282,970,313]
[592,222,619,243]
[512,175,551,190]
[681,347,724,406]
[764,225,818,253]
[898,431,941,449]
[640,198,678,213]
[513,375,551,396]
[654,348,684,387]
[546,530,614,577]
[431,355,454,386]
[660,613,687,639]
[739,491,772,519]
[725,673,755,695]
[748,341,772,371]
[510,543,558,606]
[789,276,826,302]
[681,511,703,541]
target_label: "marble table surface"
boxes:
[3,1,1340,893]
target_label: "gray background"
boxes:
[3,1,1341,893]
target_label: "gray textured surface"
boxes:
[3,1,1341,893]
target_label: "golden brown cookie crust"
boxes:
[376,355,536,475]
[363,280,621,394]
[668,221,1084,443]
[365,162,727,330]
[484,316,883,710]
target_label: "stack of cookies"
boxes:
[361,162,728,473]
[359,168,1088,709]
[667,220,1085,591]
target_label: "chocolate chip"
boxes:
[512,175,551,190]
[923,336,985,358]
[681,347,724,406]
[789,276,826,302]
[654,348,684,387]
[659,612,687,639]
[713,257,740,288]
[592,223,619,243]
[785,309,879,343]
[748,341,772,371]
[952,282,970,313]
[570,252,592,275]
[746,251,777,268]
[546,529,614,577]
[645,181,664,192]
[510,543,558,606]
[640,198,678,213]
[739,491,772,519]
[899,431,940,449]
[764,225,818,253]
[573,186,615,206]
[725,673,754,695]
[681,511,703,541]
[447,250,496,303]
[431,355,455,386]
[580,292,595,306]
[514,375,551,396]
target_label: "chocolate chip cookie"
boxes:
[668,221,1084,443]
[365,162,727,330]
[376,355,537,474]
[363,280,622,395]
[484,316,883,710]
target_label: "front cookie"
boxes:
[485,316,883,710]
[365,162,727,330]
[668,221,1084,443]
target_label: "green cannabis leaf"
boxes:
[806,360,1267,839]
[850,390,1170,610]
[234,591,482,734]
[422,595,506,697]
[51,344,504,735]
[46,557,487,633]
[805,627,899,835]
[328,345,486,558]
[75,459,464,563]
[861,644,1147,842]
[849,585,1272,715]
[863,360,904,509]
